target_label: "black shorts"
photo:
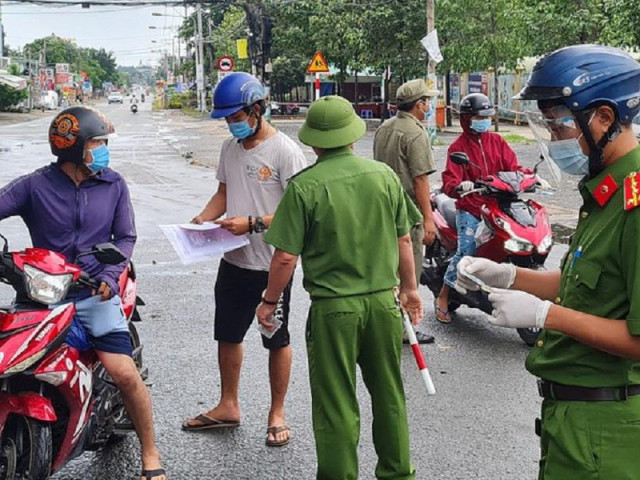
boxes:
[214,259,292,350]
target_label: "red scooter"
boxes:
[421,152,553,345]
[0,235,146,479]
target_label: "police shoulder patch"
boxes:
[624,172,640,211]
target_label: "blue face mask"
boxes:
[228,117,256,140]
[547,138,589,176]
[471,118,492,133]
[87,144,110,173]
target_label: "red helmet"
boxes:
[49,106,116,164]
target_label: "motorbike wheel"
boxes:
[448,301,461,313]
[517,327,541,347]
[0,416,51,480]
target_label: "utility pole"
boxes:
[425,0,434,77]
[196,4,206,112]
[0,1,4,60]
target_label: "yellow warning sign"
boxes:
[306,51,330,74]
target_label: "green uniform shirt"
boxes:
[526,146,640,387]
[373,111,436,204]
[264,147,422,299]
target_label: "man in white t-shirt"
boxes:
[182,73,307,447]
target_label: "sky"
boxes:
[1,1,190,66]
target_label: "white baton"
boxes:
[402,310,436,395]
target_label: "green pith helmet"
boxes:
[298,95,366,149]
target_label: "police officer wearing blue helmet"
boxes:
[183,72,306,447]
[456,45,640,479]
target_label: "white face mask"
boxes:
[546,112,596,176]
[547,136,589,176]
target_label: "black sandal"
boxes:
[141,468,166,480]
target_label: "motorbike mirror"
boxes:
[450,152,470,166]
[92,243,126,265]
[534,155,544,173]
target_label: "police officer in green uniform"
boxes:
[374,78,439,344]
[455,45,640,479]
[256,95,423,480]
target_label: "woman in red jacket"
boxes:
[434,93,548,322]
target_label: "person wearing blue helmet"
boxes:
[182,72,307,447]
[455,45,640,479]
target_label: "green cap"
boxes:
[396,79,439,105]
[298,95,366,149]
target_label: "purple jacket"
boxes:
[0,163,136,298]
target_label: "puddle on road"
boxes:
[0,143,25,152]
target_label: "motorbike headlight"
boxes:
[23,264,73,305]
[538,235,553,253]
[505,238,534,253]
[4,350,47,375]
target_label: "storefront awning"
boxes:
[0,73,27,90]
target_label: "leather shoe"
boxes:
[403,331,435,345]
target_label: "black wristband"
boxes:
[261,295,278,305]
[248,215,253,234]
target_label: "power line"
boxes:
[5,1,220,5]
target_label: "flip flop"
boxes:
[141,469,167,480]
[181,414,240,431]
[266,425,291,447]
[434,299,452,324]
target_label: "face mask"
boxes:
[471,118,492,133]
[547,137,589,176]
[86,144,110,173]
[228,117,256,140]
[424,103,433,120]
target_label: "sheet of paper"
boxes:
[159,223,249,264]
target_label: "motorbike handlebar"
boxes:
[78,272,99,291]
[460,187,488,198]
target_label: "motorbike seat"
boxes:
[435,193,457,229]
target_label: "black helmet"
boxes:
[49,106,116,164]
[459,93,495,117]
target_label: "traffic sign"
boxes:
[306,51,330,74]
[217,56,235,72]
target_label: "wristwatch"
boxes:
[253,216,267,234]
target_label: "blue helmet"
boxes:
[211,72,265,119]
[516,45,640,178]
[515,44,640,124]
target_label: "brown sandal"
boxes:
[181,414,240,431]
[266,425,291,447]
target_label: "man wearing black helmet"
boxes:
[457,45,640,479]
[434,93,549,323]
[0,106,166,480]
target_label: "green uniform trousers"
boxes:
[538,395,640,479]
[306,290,415,480]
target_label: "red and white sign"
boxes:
[216,56,235,72]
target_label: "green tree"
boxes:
[0,84,28,111]
[23,35,120,87]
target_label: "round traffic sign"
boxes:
[217,56,235,72]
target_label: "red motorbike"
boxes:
[421,152,553,345]
[0,235,146,479]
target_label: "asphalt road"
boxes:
[0,103,576,480]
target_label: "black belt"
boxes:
[538,380,640,402]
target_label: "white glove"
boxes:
[487,288,552,329]
[536,176,551,191]
[455,257,517,293]
[459,181,475,193]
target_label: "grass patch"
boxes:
[181,107,207,118]
[501,133,532,144]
